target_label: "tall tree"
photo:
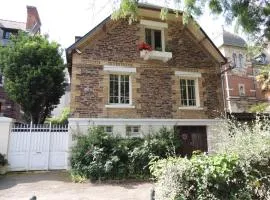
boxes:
[0,32,66,124]
[112,0,270,42]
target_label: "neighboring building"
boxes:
[214,29,266,116]
[0,6,41,120]
[66,4,227,154]
[51,68,71,116]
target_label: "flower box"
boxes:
[140,50,172,62]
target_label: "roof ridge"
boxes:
[0,19,25,24]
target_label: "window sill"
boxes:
[105,104,135,109]
[140,50,172,62]
[178,107,204,110]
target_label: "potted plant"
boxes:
[138,42,152,58]
[0,153,8,175]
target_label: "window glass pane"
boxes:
[180,79,187,106]
[232,53,237,67]
[145,28,152,46]
[154,30,162,51]
[109,75,119,103]
[180,79,196,106]
[239,54,243,68]
[120,75,129,104]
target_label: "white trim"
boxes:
[250,89,256,92]
[108,74,133,106]
[69,118,223,126]
[104,65,136,73]
[140,19,168,29]
[179,107,204,110]
[178,76,201,107]
[105,104,135,109]
[175,71,201,78]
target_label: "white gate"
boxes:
[8,123,70,171]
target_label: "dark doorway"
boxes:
[175,126,208,157]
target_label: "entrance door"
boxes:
[175,126,207,157]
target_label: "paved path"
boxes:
[0,171,153,200]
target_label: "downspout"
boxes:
[224,68,231,114]
[220,63,227,118]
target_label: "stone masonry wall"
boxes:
[70,18,224,119]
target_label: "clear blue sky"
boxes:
[0,0,237,49]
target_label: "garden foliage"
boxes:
[70,127,180,181]
[151,117,270,200]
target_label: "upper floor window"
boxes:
[232,53,237,67]
[239,54,244,68]
[109,74,130,104]
[145,28,162,51]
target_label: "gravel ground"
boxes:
[0,171,153,200]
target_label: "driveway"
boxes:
[0,171,153,200]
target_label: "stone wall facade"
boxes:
[70,19,224,119]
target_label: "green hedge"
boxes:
[70,127,180,181]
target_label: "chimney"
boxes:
[26,6,41,34]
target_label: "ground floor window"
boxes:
[180,79,197,106]
[109,74,130,104]
[126,126,140,137]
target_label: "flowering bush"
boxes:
[138,42,152,51]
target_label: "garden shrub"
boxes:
[150,117,270,200]
[70,127,179,181]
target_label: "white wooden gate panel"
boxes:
[8,124,69,171]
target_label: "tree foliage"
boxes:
[112,0,270,42]
[0,32,66,124]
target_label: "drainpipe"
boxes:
[220,62,230,118]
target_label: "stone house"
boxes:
[214,29,267,118]
[0,6,41,120]
[66,4,227,154]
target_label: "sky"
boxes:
[0,0,236,51]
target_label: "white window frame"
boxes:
[108,74,131,105]
[126,125,141,137]
[104,65,136,109]
[100,126,113,134]
[175,71,201,109]
[140,20,167,52]
[238,84,245,96]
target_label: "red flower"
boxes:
[138,42,152,51]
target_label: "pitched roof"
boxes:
[0,19,26,30]
[215,30,247,48]
[66,3,227,65]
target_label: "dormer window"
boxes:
[140,20,172,62]
[145,28,162,51]
[239,54,244,68]
[232,53,237,67]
